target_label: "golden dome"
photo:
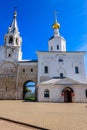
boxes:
[52,22,60,29]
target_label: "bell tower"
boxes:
[4,11,22,61]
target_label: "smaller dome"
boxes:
[52,22,60,29]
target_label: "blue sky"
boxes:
[0,0,87,61]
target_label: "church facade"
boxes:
[0,11,87,102]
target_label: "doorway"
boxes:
[62,87,73,103]
[64,89,72,102]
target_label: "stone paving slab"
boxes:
[0,101,87,130]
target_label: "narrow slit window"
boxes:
[23,68,25,72]
[51,46,53,51]
[31,68,33,72]
[57,45,59,50]
[44,66,48,74]
[85,90,87,98]
[6,86,7,91]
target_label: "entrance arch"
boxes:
[62,87,74,103]
[23,81,36,101]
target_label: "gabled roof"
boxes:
[38,77,87,85]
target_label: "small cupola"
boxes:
[48,11,66,52]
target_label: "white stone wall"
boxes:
[18,62,37,83]
[37,52,86,83]
[38,84,87,103]
[0,46,22,62]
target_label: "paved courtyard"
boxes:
[0,119,35,130]
[0,101,87,130]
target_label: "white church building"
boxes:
[0,11,87,102]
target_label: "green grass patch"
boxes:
[25,97,36,101]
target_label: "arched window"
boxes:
[44,89,49,98]
[16,38,19,45]
[57,45,59,50]
[75,66,79,74]
[51,46,53,51]
[8,54,11,57]
[60,73,63,78]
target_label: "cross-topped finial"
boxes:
[13,6,17,18]
[52,11,60,29]
[54,10,58,23]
